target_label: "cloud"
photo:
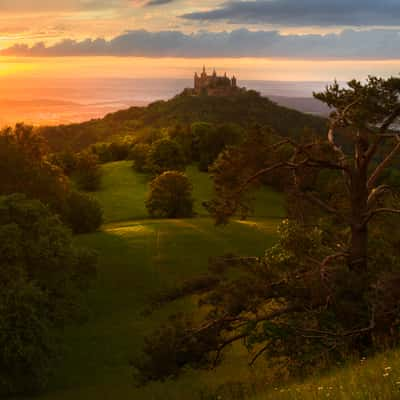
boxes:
[0,0,125,12]
[181,0,400,27]
[2,28,400,59]
[145,0,175,6]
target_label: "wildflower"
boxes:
[385,367,392,371]
[318,386,324,391]
[383,372,390,377]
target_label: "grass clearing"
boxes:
[95,161,285,222]
[32,161,284,399]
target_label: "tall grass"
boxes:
[249,351,400,400]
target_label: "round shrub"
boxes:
[65,191,103,234]
[146,171,194,218]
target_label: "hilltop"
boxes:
[38,90,327,152]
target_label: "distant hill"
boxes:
[38,90,327,152]
[269,95,331,116]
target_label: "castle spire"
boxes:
[203,65,206,73]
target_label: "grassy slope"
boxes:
[97,161,284,223]
[253,350,400,400]
[35,161,284,400]
[27,161,400,400]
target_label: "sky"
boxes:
[1,0,400,81]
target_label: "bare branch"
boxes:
[237,161,295,194]
[213,331,247,367]
[363,207,400,225]
[302,191,345,219]
[379,104,400,134]
[367,185,392,207]
[327,123,347,164]
[249,344,269,367]
[325,97,363,163]
[308,252,348,272]
[365,105,400,163]
[295,306,375,339]
[367,135,400,191]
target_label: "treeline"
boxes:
[0,124,103,395]
[38,90,327,152]
[131,122,245,218]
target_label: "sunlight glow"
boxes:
[1,56,400,81]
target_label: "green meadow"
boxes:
[35,161,284,399]
[25,160,400,400]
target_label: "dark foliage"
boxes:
[65,191,103,234]
[0,194,97,395]
[91,141,134,163]
[0,124,69,215]
[0,125,103,234]
[74,152,102,192]
[147,138,186,175]
[192,122,244,171]
[130,143,152,173]
[145,275,221,316]
[50,151,78,175]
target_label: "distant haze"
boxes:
[0,78,331,126]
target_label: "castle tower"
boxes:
[231,75,237,88]
[192,66,241,96]
[201,65,207,79]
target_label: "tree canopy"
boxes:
[0,194,97,395]
[146,171,194,218]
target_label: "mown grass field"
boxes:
[34,161,284,400]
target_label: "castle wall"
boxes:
[193,68,240,96]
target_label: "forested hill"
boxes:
[39,90,327,152]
